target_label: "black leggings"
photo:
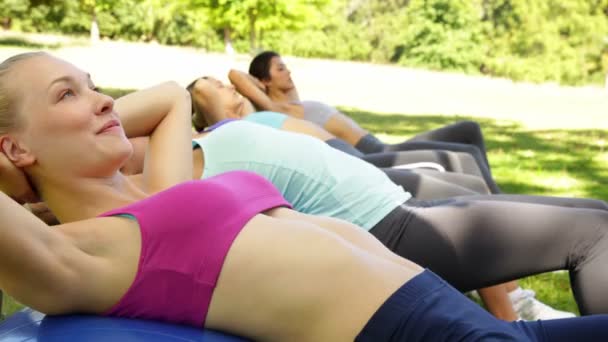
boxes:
[369,198,608,315]
[398,120,490,167]
[323,138,496,199]
[381,168,608,211]
[355,121,489,166]
[355,121,500,193]
[381,168,488,199]
[365,149,501,193]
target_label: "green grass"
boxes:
[0,36,61,49]
[344,109,607,201]
[2,102,606,320]
[100,87,136,99]
[0,34,90,50]
[341,108,607,315]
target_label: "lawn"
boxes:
[342,107,607,315]
[1,89,606,320]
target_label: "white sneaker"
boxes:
[511,288,576,320]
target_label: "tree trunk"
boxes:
[249,9,256,53]
[1,18,11,30]
[224,27,235,55]
[259,29,264,49]
[90,12,100,44]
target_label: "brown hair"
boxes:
[186,77,210,132]
[0,51,47,135]
[249,51,279,81]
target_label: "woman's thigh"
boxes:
[381,168,481,200]
[363,150,485,177]
[454,194,608,210]
[380,200,608,293]
[411,169,491,194]
[407,121,485,147]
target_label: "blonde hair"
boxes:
[0,51,47,134]
[186,77,210,131]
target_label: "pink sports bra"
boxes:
[98,170,291,326]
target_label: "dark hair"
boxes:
[186,77,210,131]
[248,51,279,81]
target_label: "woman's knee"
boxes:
[453,120,483,138]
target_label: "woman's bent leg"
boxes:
[370,200,608,314]
[358,269,607,342]
[478,284,519,321]
[381,168,481,200]
[522,316,608,341]
[362,149,501,193]
[405,121,490,167]
[410,169,491,195]
[455,194,608,211]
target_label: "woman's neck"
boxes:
[267,87,299,103]
[35,172,147,223]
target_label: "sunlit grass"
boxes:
[519,272,578,315]
[342,108,607,316]
[0,36,61,49]
[0,33,89,50]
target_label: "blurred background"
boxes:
[1,0,607,86]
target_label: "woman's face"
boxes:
[266,56,295,91]
[193,77,245,120]
[4,54,132,178]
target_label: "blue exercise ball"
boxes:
[0,309,251,342]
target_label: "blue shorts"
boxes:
[356,270,543,342]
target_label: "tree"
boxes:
[80,0,119,42]
[483,0,608,84]
[397,0,486,72]
[189,0,329,53]
[0,0,29,29]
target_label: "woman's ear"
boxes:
[1,137,36,167]
[261,77,272,88]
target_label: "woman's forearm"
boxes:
[228,69,305,117]
[140,84,193,193]
[228,69,276,110]
[115,81,189,138]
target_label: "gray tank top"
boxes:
[297,100,337,126]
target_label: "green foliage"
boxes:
[14,0,85,33]
[395,0,486,72]
[0,0,29,29]
[2,0,608,84]
[186,0,330,52]
[263,23,374,61]
[0,35,60,49]
[484,0,608,84]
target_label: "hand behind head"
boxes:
[0,150,38,204]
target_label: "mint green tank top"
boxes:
[192,121,410,230]
[242,111,287,129]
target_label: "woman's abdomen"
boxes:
[205,212,414,342]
